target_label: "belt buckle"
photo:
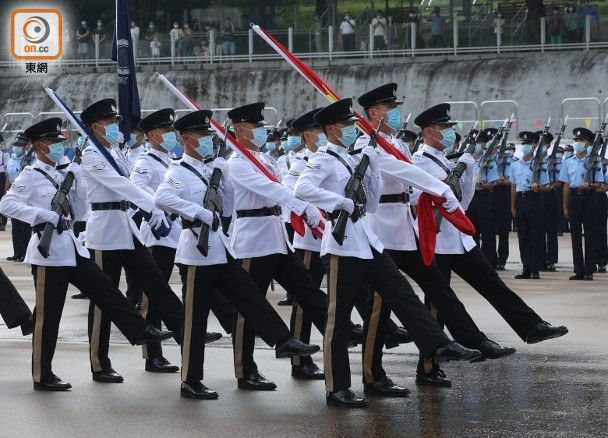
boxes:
[576,189,583,195]
[120,200,129,210]
[521,191,527,198]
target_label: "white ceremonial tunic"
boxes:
[411,144,476,254]
[228,150,309,259]
[355,133,449,251]
[294,142,383,259]
[125,145,145,173]
[0,160,90,267]
[277,149,307,180]
[130,149,182,249]
[81,145,155,250]
[155,154,235,266]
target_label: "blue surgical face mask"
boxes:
[386,108,401,131]
[250,127,267,148]
[314,132,328,149]
[439,127,456,149]
[194,135,214,157]
[127,133,138,147]
[13,146,23,156]
[337,125,357,147]
[77,137,86,149]
[160,131,177,151]
[541,145,547,154]
[46,142,65,163]
[505,149,514,157]
[102,123,120,144]
[266,141,277,151]
[573,142,586,154]
[283,135,301,152]
[587,146,593,155]
[522,144,533,155]
[563,151,573,159]
[556,152,563,159]
[474,144,483,154]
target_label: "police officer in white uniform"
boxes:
[0,118,173,391]
[80,99,185,383]
[295,99,482,408]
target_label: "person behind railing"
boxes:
[578,0,599,41]
[63,21,75,60]
[564,4,579,42]
[130,21,140,58]
[312,14,324,53]
[76,20,91,65]
[548,7,565,47]
[427,7,446,48]
[150,35,161,63]
[371,10,387,51]
[340,11,356,51]
[403,9,424,49]
[93,19,108,58]
[180,22,194,58]
[144,21,157,57]
[222,17,236,57]
[525,0,543,44]
[386,14,397,55]
[493,9,505,41]
[170,21,182,58]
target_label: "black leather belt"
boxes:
[91,201,132,211]
[169,213,179,221]
[517,191,541,198]
[33,220,72,234]
[570,188,595,195]
[236,206,282,219]
[182,218,203,229]
[492,185,506,192]
[380,193,409,204]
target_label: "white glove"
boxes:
[337,197,355,214]
[117,131,125,145]
[149,207,169,230]
[77,230,87,245]
[304,204,323,227]
[441,189,460,213]
[37,210,60,225]
[457,153,475,169]
[363,146,379,171]
[66,162,83,182]
[196,207,214,226]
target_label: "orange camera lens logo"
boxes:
[11,9,62,60]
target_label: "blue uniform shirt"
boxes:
[502,156,518,180]
[511,156,549,192]
[6,153,25,184]
[473,153,498,189]
[558,154,605,188]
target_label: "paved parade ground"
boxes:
[1,230,607,437]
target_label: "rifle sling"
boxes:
[422,152,452,177]
[147,152,169,168]
[180,162,209,186]
[33,167,59,189]
[325,150,353,175]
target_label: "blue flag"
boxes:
[111,0,141,146]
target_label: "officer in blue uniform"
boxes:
[492,142,517,270]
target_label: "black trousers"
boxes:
[516,194,545,274]
[492,187,511,265]
[125,212,143,307]
[322,249,449,393]
[178,255,290,385]
[435,246,543,341]
[0,173,6,227]
[234,252,328,379]
[466,191,497,267]
[88,238,183,372]
[31,255,149,383]
[568,193,599,276]
[542,190,560,265]
[0,266,32,328]
[10,218,31,257]
[595,192,608,267]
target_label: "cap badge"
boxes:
[111,105,117,113]
[169,114,174,121]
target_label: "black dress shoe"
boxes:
[526,321,568,344]
[71,292,88,299]
[275,337,320,358]
[277,297,293,306]
[291,363,325,380]
[514,272,531,279]
[34,374,72,391]
[364,376,410,397]
[546,264,556,272]
[92,368,124,383]
[475,340,517,361]
[348,324,363,348]
[326,389,368,408]
[180,381,218,400]
[434,341,482,363]
[135,326,174,345]
[237,371,277,390]
[416,367,452,387]
[597,265,607,273]
[6,254,21,261]
[569,274,584,280]
[17,256,24,262]
[584,274,594,281]
[145,356,179,373]
[205,332,222,344]
[20,316,34,336]
[496,264,505,271]
[530,272,540,279]
[385,327,412,349]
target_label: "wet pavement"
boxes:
[1,230,607,437]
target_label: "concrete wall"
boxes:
[1,50,607,135]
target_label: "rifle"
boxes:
[444,127,484,201]
[410,132,423,154]
[600,131,608,174]
[18,146,36,173]
[583,113,608,185]
[530,117,551,186]
[546,116,568,183]
[332,119,384,245]
[457,121,479,154]
[475,118,509,182]
[37,150,82,258]
[496,114,515,180]
[197,133,228,256]
[395,113,412,140]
